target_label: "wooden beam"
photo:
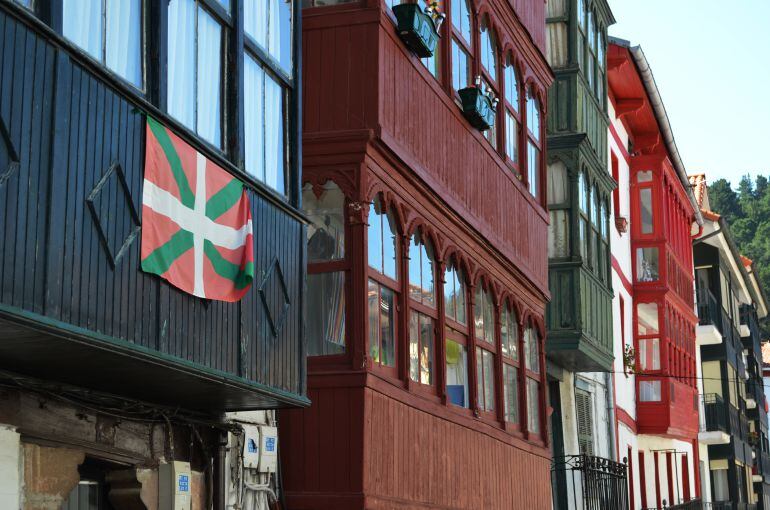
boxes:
[634,132,662,154]
[615,98,644,118]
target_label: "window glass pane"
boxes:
[409,232,435,306]
[368,198,398,279]
[549,210,569,258]
[451,0,471,43]
[476,348,495,412]
[106,0,143,87]
[577,0,585,28]
[421,241,434,306]
[579,219,587,259]
[409,313,435,384]
[446,338,469,407]
[548,162,568,205]
[525,326,539,373]
[480,19,496,82]
[303,182,345,262]
[63,0,102,60]
[451,40,470,91]
[245,0,292,72]
[264,73,285,192]
[527,378,540,433]
[636,247,659,282]
[245,0,268,47]
[501,307,518,359]
[368,279,379,363]
[637,170,653,182]
[527,89,540,141]
[444,261,466,324]
[637,302,659,335]
[639,380,662,401]
[527,142,539,197]
[379,286,396,367]
[307,272,345,356]
[504,364,519,423]
[168,0,196,130]
[505,60,518,111]
[483,291,494,344]
[640,187,654,234]
[638,337,660,371]
[244,55,266,180]
[367,198,383,272]
[505,111,518,163]
[579,172,588,212]
[383,210,398,280]
[196,7,222,147]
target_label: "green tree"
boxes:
[708,178,742,223]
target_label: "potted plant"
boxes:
[458,77,498,131]
[392,2,444,58]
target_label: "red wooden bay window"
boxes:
[474,282,496,414]
[367,195,400,374]
[445,257,470,408]
[408,229,438,387]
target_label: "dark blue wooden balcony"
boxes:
[0,6,307,412]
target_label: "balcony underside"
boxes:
[696,324,723,345]
[546,331,614,372]
[698,430,730,445]
[0,308,309,412]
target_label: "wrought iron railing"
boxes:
[699,393,728,433]
[551,455,628,510]
[697,289,721,330]
[667,499,703,509]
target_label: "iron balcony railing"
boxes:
[697,289,722,330]
[551,455,628,510]
[642,499,702,510]
[741,304,761,344]
[699,394,728,433]
[703,503,756,510]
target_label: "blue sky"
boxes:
[608,0,770,186]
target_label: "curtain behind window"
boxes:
[167,0,195,130]
[63,0,102,60]
[196,7,222,147]
[106,0,143,88]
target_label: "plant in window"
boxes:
[392,1,445,58]
[459,76,498,131]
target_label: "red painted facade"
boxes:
[281,0,553,508]
[608,42,699,440]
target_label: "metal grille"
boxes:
[551,454,628,510]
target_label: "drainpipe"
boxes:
[606,371,617,462]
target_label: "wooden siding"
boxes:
[509,0,547,53]
[0,9,305,409]
[280,379,553,510]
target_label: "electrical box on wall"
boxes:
[242,424,261,469]
[159,461,192,510]
[258,426,278,473]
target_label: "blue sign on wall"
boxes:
[265,437,276,452]
[248,438,257,453]
[178,474,189,492]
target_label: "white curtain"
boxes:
[264,73,284,193]
[167,0,195,130]
[63,0,102,60]
[196,7,222,147]
[244,0,268,49]
[275,0,292,72]
[244,55,265,182]
[106,0,142,87]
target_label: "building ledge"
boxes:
[747,398,757,409]
[696,324,723,345]
[740,324,751,338]
[753,475,764,483]
[698,430,730,445]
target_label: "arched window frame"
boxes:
[444,255,471,408]
[449,0,473,93]
[407,227,438,388]
[303,181,348,358]
[502,52,521,172]
[474,279,497,415]
[367,194,401,376]
[501,299,521,428]
[525,86,542,200]
[479,14,499,149]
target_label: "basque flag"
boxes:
[140,117,255,302]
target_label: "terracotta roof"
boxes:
[742,255,754,267]
[701,209,721,221]
[763,342,770,366]
[688,173,707,208]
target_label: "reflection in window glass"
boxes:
[640,188,654,234]
[368,196,398,280]
[504,364,519,424]
[639,380,662,401]
[444,261,467,324]
[408,231,435,307]
[476,348,495,412]
[527,142,539,198]
[636,247,659,282]
[475,286,495,344]
[244,0,292,72]
[446,337,469,407]
[504,60,519,112]
[451,0,472,43]
[505,111,518,163]
[527,378,540,433]
[307,272,345,355]
[63,0,143,88]
[409,312,434,385]
[501,306,518,359]
[368,280,395,367]
[524,326,539,373]
[638,338,660,371]
[480,18,497,82]
[452,40,470,91]
[637,303,659,335]
[549,210,570,258]
[303,183,345,262]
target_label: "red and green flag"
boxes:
[141,117,254,302]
